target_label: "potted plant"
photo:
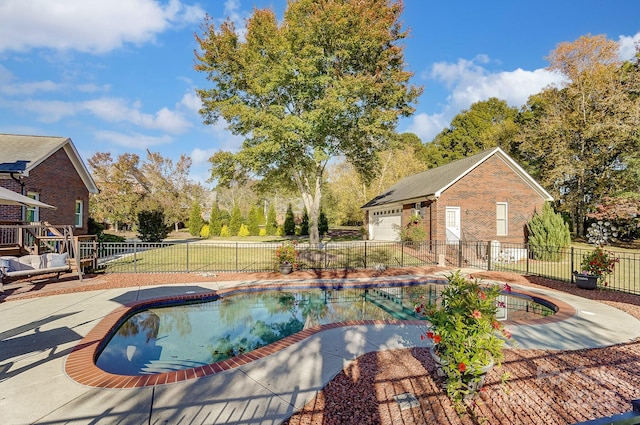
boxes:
[414,271,512,411]
[275,241,298,274]
[574,246,619,289]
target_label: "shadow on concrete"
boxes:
[109,285,217,305]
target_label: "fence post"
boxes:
[186,242,189,272]
[364,241,367,269]
[570,247,574,283]
[458,240,463,268]
[235,243,239,272]
[134,240,137,273]
[401,241,404,267]
[487,241,492,271]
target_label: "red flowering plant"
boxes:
[414,271,512,409]
[275,241,298,269]
[579,246,619,286]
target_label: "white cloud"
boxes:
[0,0,205,54]
[407,56,566,142]
[17,99,79,122]
[83,98,192,133]
[95,130,173,149]
[180,90,202,113]
[406,112,448,143]
[191,147,217,164]
[618,32,640,61]
[0,64,62,96]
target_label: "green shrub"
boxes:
[200,224,210,238]
[259,228,267,236]
[247,206,260,236]
[238,224,250,237]
[220,225,230,238]
[318,210,329,236]
[137,210,170,242]
[188,202,203,236]
[266,203,278,236]
[299,207,309,236]
[229,204,243,235]
[284,204,296,236]
[209,203,222,237]
[527,202,571,261]
[399,217,427,242]
[99,233,126,243]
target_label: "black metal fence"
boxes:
[83,240,640,295]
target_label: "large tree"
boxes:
[423,98,518,167]
[89,150,203,232]
[194,0,421,245]
[515,35,640,236]
[327,138,427,225]
[88,152,144,231]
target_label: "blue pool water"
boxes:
[96,284,555,376]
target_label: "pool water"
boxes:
[96,284,555,376]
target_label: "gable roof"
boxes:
[361,147,552,209]
[0,134,98,193]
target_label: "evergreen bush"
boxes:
[238,224,250,237]
[527,202,571,261]
[266,203,278,235]
[220,225,230,238]
[318,210,329,236]
[247,206,260,236]
[209,203,222,237]
[300,207,309,236]
[199,224,210,238]
[284,204,296,236]
[137,210,170,242]
[229,204,243,235]
[188,201,203,236]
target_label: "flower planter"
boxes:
[574,273,599,290]
[279,263,293,275]
[429,346,494,398]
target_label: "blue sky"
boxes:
[1,0,639,185]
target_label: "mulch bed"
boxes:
[3,266,640,424]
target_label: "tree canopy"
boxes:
[194,0,421,245]
[514,34,640,236]
[88,150,203,232]
[423,98,518,167]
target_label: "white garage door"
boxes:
[369,208,402,241]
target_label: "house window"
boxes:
[75,200,83,228]
[26,192,40,222]
[496,202,508,236]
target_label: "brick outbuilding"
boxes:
[362,147,552,245]
[0,134,98,234]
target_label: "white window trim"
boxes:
[75,200,83,228]
[26,192,40,222]
[496,202,508,236]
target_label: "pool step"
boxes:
[365,289,417,320]
[140,359,208,374]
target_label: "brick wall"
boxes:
[0,178,23,221]
[435,155,546,244]
[0,148,90,234]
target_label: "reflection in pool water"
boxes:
[96,284,555,376]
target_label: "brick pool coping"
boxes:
[64,278,576,388]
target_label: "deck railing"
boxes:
[84,240,640,295]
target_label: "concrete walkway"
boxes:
[1,274,639,425]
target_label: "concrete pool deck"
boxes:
[1,271,639,424]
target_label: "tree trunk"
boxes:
[295,171,322,247]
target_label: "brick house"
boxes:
[361,147,552,245]
[0,134,99,234]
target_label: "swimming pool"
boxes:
[95,282,557,376]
